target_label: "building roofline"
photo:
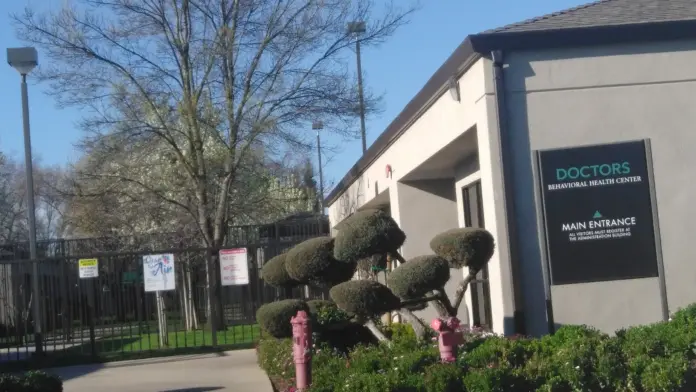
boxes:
[324,18,696,207]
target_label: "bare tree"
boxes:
[0,152,66,243]
[14,0,415,328]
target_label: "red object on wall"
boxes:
[385,164,392,178]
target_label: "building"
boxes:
[325,0,696,337]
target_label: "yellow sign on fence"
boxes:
[78,258,99,279]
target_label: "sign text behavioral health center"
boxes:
[536,140,663,286]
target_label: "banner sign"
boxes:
[537,140,660,285]
[78,258,99,279]
[220,248,250,286]
[143,254,176,292]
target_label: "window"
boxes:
[462,181,493,331]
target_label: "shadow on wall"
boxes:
[502,58,550,338]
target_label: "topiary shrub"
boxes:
[261,253,298,287]
[256,299,309,338]
[285,236,356,287]
[356,253,388,276]
[330,280,401,319]
[307,299,352,326]
[257,210,496,346]
[387,255,450,300]
[333,209,406,263]
[430,227,495,270]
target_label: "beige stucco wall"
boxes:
[504,39,696,335]
[328,59,488,224]
[327,57,517,335]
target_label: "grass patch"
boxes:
[0,324,261,372]
[66,324,261,354]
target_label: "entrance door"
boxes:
[462,181,493,331]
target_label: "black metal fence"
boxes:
[0,216,329,363]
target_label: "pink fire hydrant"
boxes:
[431,317,463,363]
[291,310,312,391]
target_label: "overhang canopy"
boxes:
[325,0,696,207]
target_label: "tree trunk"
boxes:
[180,273,189,330]
[204,251,226,331]
[188,270,199,329]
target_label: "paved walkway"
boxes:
[49,349,273,392]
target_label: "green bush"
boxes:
[261,253,298,288]
[260,311,696,392]
[333,209,406,263]
[639,353,692,392]
[423,363,464,392]
[257,337,295,380]
[430,227,495,270]
[330,280,401,318]
[285,237,355,286]
[0,372,62,392]
[256,299,309,338]
[383,322,419,343]
[462,366,530,392]
[307,299,352,327]
[387,255,450,300]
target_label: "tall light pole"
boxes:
[347,21,367,154]
[7,47,43,355]
[312,121,325,214]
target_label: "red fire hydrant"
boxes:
[431,317,463,363]
[291,310,312,391]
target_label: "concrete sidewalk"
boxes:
[49,349,273,392]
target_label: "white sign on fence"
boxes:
[220,248,249,286]
[143,253,176,292]
[78,258,99,279]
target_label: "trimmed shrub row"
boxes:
[258,304,696,392]
[0,371,63,392]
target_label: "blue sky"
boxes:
[0,0,588,189]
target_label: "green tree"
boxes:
[14,0,415,328]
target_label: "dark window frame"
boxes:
[462,180,493,331]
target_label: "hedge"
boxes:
[259,304,696,392]
[0,371,63,392]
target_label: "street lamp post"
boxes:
[347,21,367,154]
[7,47,43,355]
[312,121,325,214]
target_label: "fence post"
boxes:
[206,250,218,348]
[291,310,312,391]
[87,279,97,359]
[431,317,462,363]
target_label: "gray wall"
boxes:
[394,179,460,322]
[503,39,696,335]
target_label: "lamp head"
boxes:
[347,21,366,34]
[7,47,38,75]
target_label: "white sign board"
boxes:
[143,254,176,292]
[78,258,99,279]
[220,248,249,286]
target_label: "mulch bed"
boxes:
[268,375,294,392]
